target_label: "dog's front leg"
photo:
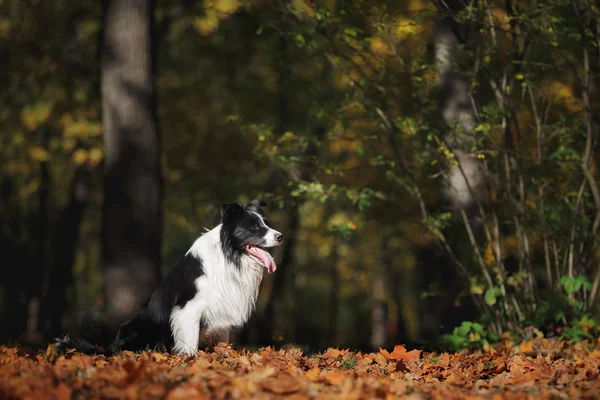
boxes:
[170,307,201,356]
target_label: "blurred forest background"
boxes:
[1,0,599,352]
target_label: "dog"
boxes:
[54,199,282,356]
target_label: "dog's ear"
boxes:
[220,202,244,224]
[245,199,267,213]
[250,199,267,208]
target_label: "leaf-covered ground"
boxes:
[1,339,599,399]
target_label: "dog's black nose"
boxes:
[276,234,283,243]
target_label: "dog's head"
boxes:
[219,199,283,273]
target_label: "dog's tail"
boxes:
[53,335,111,356]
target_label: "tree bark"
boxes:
[101,0,162,327]
[42,166,89,337]
[25,128,50,344]
[259,206,299,344]
[370,235,390,350]
[408,0,484,341]
[434,1,484,216]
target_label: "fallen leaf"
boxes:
[380,345,422,363]
[323,348,341,359]
[519,341,535,354]
[55,383,72,400]
[0,338,594,400]
[261,373,301,394]
[305,367,321,380]
[118,360,145,384]
[396,360,410,372]
[45,343,57,362]
[152,352,168,362]
[323,370,346,385]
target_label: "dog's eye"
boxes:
[250,224,259,230]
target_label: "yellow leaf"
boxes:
[305,367,320,380]
[392,17,423,39]
[30,146,51,162]
[291,0,316,18]
[525,199,537,210]
[192,0,240,35]
[483,243,495,266]
[89,148,104,166]
[45,343,57,362]
[21,102,53,131]
[370,36,392,56]
[73,149,88,165]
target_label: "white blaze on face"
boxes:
[251,211,282,247]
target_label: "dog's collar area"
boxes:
[245,244,277,274]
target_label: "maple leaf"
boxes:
[395,360,410,372]
[323,370,346,385]
[166,386,209,400]
[55,383,72,400]
[119,359,145,384]
[152,352,168,362]
[261,372,302,394]
[305,367,320,380]
[380,345,422,363]
[519,341,535,354]
[323,348,341,359]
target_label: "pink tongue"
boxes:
[254,247,277,274]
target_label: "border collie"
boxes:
[54,199,282,356]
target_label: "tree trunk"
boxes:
[370,237,389,350]
[0,177,30,343]
[25,128,50,344]
[101,0,162,327]
[434,1,484,215]
[409,0,484,342]
[41,166,89,337]
[259,206,299,344]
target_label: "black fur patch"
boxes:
[55,252,205,354]
[220,199,270,267]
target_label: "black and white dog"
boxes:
[55,199,282,356]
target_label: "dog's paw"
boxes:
[52,335,71,354]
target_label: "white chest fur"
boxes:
[170,226,264,355]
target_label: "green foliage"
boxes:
[560,314,597,343]
[339,354,357,370]
[441,321,495,352]
[484,288,501,307]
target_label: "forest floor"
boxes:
[0,338,599,399]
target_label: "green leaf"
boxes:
[456,321,472,337]
[484,288,497,306]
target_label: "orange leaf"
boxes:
[379,345,421,362]
[152,352,168,362]
[55,383,72,400]
[119,360,145,384]
[305,367,320,380]
[395,360,409,372]
[261,373,301,394]
[519,341,535,354]
[166,386,208,400]
[323,370,346,386]
[323,348,341,359]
